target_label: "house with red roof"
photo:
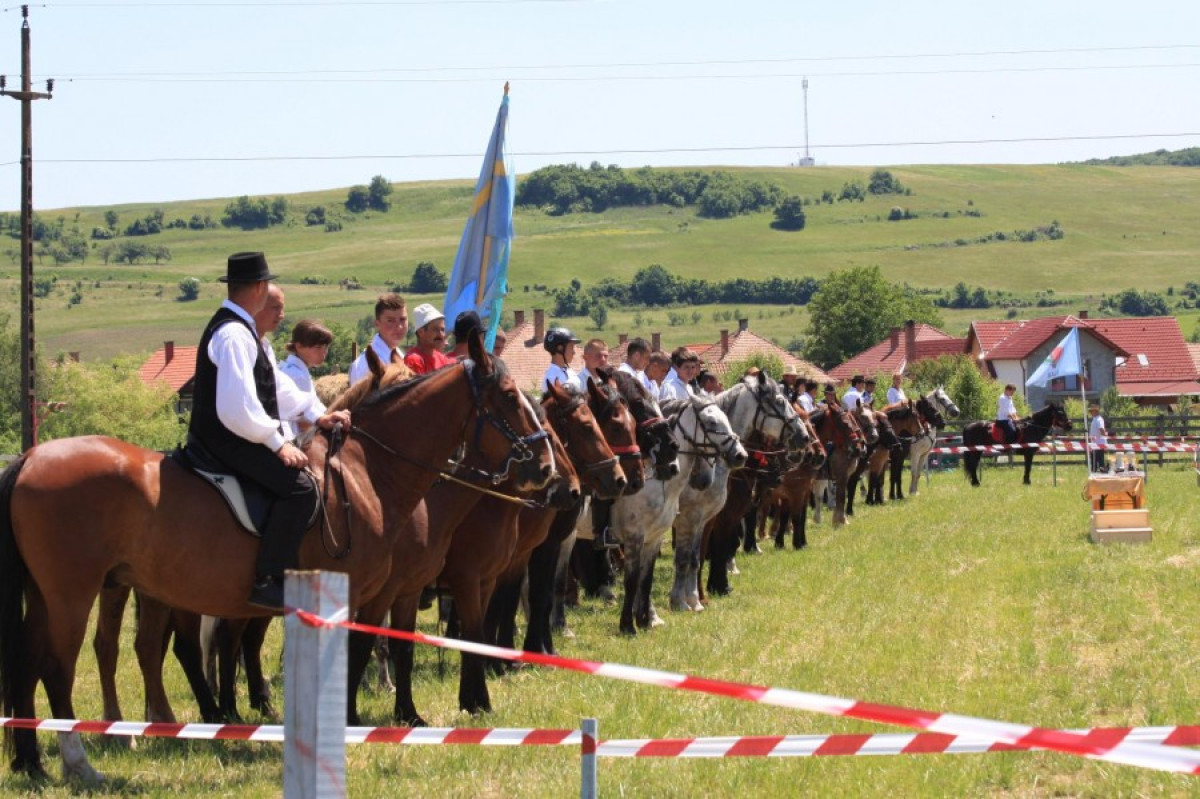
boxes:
[695,320,832,386]
[137,340,198,413]
[829,320,966,382]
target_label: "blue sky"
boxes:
[1,0,1197,210]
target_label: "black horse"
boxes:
[961,402,1073,486]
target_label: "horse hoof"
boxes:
[560,626,576,640]
[649,612,666,628]
[687,599,705,612]
[669,597,687,612]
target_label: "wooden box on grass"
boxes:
[1084,474,1151,544]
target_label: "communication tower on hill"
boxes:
[797,77,815,167]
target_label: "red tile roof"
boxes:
[700,329,832,384]
[984,315,1125,361]
[1188,343,1200,376]
[496,321,583,394]
[968,320,1023,356]
[1115,380,1200,398]
[829,324,963,380]
[138,344,198,394]
[1087,317,1197,384]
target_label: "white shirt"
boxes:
[887,386,907,405]
[841,386,863,412]
[797,392,814,413]
[207,301,316,453]
[1089,414,1107,446]
[278,353,327,440]
[348,334,404,385]
[997,393,1017,421]
[658,368,691,402]
[617,361,655,394]
[542,362,578,393]
[578,367,600,391]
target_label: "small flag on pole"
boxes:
[443,83,514,353]
[1025,326,1082,388]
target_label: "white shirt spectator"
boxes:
[348,334,404,385]
[1089,413,1107,447]
[997,393,1017,421]
[841,386,863,412]
[797,391,814,413]
[658,367,692,402]
[542,362,579,393]
[278,353,327,440]
[207,300,320,454]
[887,386,907,405]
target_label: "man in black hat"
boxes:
[188,252,350,611]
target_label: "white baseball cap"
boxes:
[411,303,445,332]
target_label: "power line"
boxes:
[16,132,1200,165]
[45,61,1200,85]
[9,0,580,8]
[39,43,1200,80]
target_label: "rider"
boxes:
[404,303,455,375]
[578,338,610,389]
[886,372,907,406]
[997,384,1021,444]
[841,375,865,412]
[188,252,350,611]
[618,337,655,394]
[542,327,581,392]
[348,293,407,384]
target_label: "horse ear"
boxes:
[468,328,492,375]
[595,365,613,383]
[365,345,385,378]
[586,376,604,402]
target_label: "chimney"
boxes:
[513,310,525,328]
[720,329,730,357]
[1078,310,1088,320]
[68,351,80,363]
[889,327,900,351]
[651,332,662,352]
[618,333,628,345]
[533,309,545,344]
[904,319,917,364]
[164,340,175,364]
[738,318,749,332]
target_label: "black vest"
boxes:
[189,306,280,464]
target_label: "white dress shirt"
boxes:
[543,362,579,393]
[841,386,863,412]
[797,392,814,413]
[887,386,907,405]
[278,352,327,440]
[997,393,1017,421]
[348,334,404,385]
[658,368,692,402]
[617,361,655,394]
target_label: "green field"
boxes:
[5,163,1200,362]
[4,462,1197,797]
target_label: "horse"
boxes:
[808,403,868,528]
[888,387,959,500]
[0,331,554,782]
[755,404,827,550]
[671,374,804,612]
[845,409,899,515]
[610,394,740,635]
[961,402,1073,486]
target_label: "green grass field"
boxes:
[6,163,1200,362]
[5,462,1197,797]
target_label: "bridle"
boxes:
[672,401,743,467]
[586,384,643,475]
[745,382,807,460]
[545,390,621,478]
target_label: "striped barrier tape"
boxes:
[294,611,1200,776]
[928,442,1196,454]
[3,717,1194,759]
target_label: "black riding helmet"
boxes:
[543,327,581,354]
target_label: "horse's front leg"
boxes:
[1023,450,1035,485]
[94,583,130,725]
[618,533,644,636]
[669,521,700,612]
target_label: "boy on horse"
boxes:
[997,384,1021,444]
[188,252,350,610]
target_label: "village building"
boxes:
[137,340,198,414]
[829,320,966,382]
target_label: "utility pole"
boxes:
[1,5,53,451]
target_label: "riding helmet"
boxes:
[543,327,581,354]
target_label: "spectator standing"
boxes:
[886,373,907,406]
[1088,404,1109,472]
[279,319,334,438]
[842,375,865,412]
[349,294,407,384]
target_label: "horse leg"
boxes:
[483,572,523,673]
[792,502,809,549]
[94,583,130,725]
[522,535,558,656]
[133,593,178,723]
[1023,451,1034,485]
[389,595,427,727]
[618,535,643,636]
[773,500,789,549]
[832,470,848,527]
[241,617,274,718]
[551,534,575,637]
[215,617,250,722]
[452,577,493,715]
[669,523,698,612]
[168,609,223,723]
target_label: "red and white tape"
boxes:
[5,717,1194,761]
[929,441,1195,454]
[294,611,1200,776]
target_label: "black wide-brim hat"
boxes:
[220,251,278,283]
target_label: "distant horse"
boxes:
[670,373,802,612]
[888,387,959,499]
[961,402,1072,486]
[756,405,826,550]
[0,332,553,782]
[808,403,868,527]
[846,409,899,514]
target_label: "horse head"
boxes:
[541,419,582,510]
[915,395,947,430]
[733,372,809,453]
[587,369,645,495]
[610,369,680,481]
[852,401,880,448]
[873,410,901,449]
[543,381,626,500]
[930,386,961,419]
[694,396,748,470]
[1047,402,1073,432]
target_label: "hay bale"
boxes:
[314,373,349,406]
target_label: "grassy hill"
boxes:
[5,164,1200,361]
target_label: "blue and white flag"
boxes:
[1026,327,1082,388]
[443,85,514,352]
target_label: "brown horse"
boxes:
[0,332,554,782]
[808,404,867,527]
[345,378,624,726]
[845,409,899,514]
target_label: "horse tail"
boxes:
[0,455,29,749]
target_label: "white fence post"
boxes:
[580,717,598,799]
[284,570,348,799]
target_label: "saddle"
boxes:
[171,438,318,537]
[988,423,1020,446]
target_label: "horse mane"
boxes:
[328,360,415,413]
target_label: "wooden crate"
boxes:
[1090,509,1152,544]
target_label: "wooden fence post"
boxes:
[284,570,348,799]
